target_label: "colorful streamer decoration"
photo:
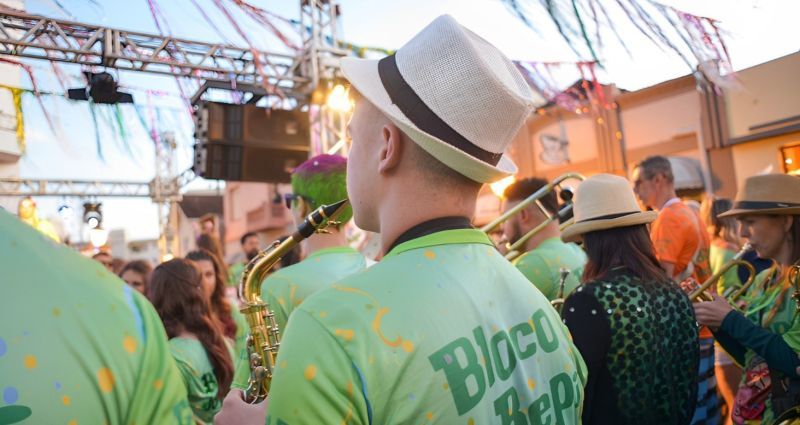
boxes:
[501,0,735,87]
[10,87,24,152]
[514,60,612,114]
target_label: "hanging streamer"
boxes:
[113,104,138,160]
[88,102,104,161]
[228,0,300,51]
[209,0,285,99]
[0,57,59,137]
[515,60,611,114]
[501,0,734,85]
[7,87,24,152]
[189,0,235,44]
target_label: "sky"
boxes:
[9,0,800,242]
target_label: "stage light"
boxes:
[89,227,109,247]
[68,72,134,104]
[57,204,73,219]
[490,175,516,198]
[83,202,102,229]
[326,84,352,112]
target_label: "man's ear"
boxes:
[377,123,404,175]
[518,207,530,224]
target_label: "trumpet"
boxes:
[550,268,571,314]
[482,173,585,261]
[725,259,780,304]
[689,243,756,302]
[239,199,349,403]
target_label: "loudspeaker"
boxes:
[193,102,310,183]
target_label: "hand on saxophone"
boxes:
[693,292,734,329]
[215,389,268,425]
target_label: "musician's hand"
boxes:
[693,292,734,329]
[214,389,268,425]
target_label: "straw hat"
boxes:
[718,174,800,218]
[340,15,536,183]
[561,174,658,242]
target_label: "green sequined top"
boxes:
[562,267,699,425]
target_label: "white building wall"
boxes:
[0,0,24,212]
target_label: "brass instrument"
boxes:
[725,259,780,304]
[690,243,756,302]
[481,173,585,261]
[240,199,349,403]
[790,264,800,316]
[550,268,571,314]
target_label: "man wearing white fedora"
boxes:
[217,14,587,425]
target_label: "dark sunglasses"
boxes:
[283,193,314,209]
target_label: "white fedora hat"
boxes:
[340,15,536,183]
[561,174,658,243]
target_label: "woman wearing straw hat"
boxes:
[694,174,800,425]
[561,174,699,425]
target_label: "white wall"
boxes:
[0,0,24,212]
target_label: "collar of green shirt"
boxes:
[306,246,360,260]
[385,228,494,259]
[534,236,565,250]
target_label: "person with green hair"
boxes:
[227,153,368,395]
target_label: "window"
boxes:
[780,143,800,175]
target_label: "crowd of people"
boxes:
[1,14,799,425]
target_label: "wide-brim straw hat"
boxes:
[340,15,536,183]
[718,173,800,218]
[562,173,658,243]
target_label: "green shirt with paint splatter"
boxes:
[512,237,587,301]
[228,262,246,288]
[231,246,367,390]
[0,210,193,425]
[170,337,231,424]
[267,229,587,425]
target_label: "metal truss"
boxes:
[0,172,198,198]
[298,0,349,154]
[0,8,306,90]
[0,177,151,197]
[0,2,348,256]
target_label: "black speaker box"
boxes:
[194,102,310,183]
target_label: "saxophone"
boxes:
[239,199,349,403]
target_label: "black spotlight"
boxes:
[83,202,102,229]
[68,72,134,104]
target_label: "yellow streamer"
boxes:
[11,87,24,152]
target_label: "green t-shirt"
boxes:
[267,229,587,424]
[228,262,246,288]
[0,209,193,424]
[232,246,367,390]
[512,237,587,301]
[709,240,742,296]
[230,306,249,364]
[170,337,231,424]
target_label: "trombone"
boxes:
[482,173,585,261]
[550,268,571,314]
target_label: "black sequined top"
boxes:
[562,267,699,425]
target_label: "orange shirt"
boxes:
[650,199,712,283]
